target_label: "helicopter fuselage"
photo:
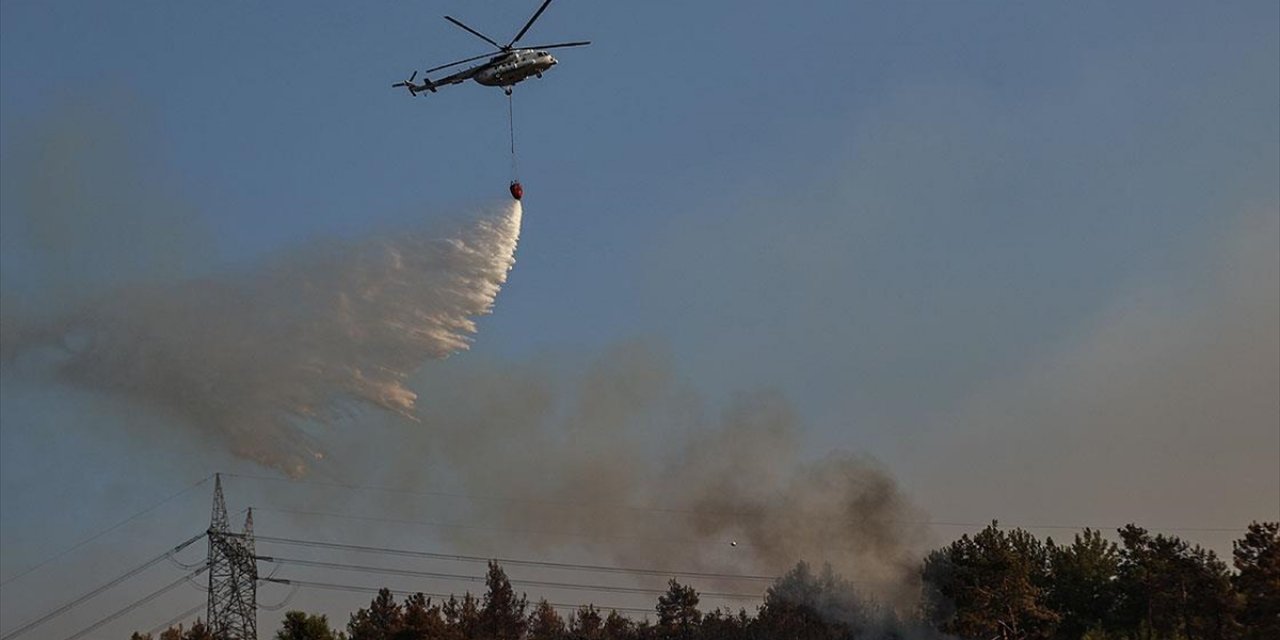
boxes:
[392,0,587,98]
[473,49,557,87]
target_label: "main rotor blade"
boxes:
[521,40,591,50]
[444,16,505,50]
[424,51,500,74]
[507,0,554,47]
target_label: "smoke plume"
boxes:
[0,110,924,600]
[2,202,523,476]
[409,344,927,604]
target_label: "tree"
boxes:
[570,605,604,640]
[443,593,481,640]
[399,593,447,640]
[182,621,214,640]
[148,620,214,640]
[1046,529,1120,638]
[1114,525,1238,640]
[348,588,404,640]
[480,561,528,640]
[602,610,636,640]
[529,599,568,640]
[921,522,1059,639]
[1233,521,1280,640]
[755,561,873,639]
[656,579,702,639]
[276,611,340,640]
[698,609,749,640]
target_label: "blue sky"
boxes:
[2,0,1278,634]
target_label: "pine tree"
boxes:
[570,605,604,640]
[275,611,339,640]
[1233,521,1280,640]
[399,593,447,640]
[1046,529,1121,638]
[656,579,702,639]
[348,588,404,640]
[1114,525,1238,640]
[150,620,215,640]
[921,522,1059,639]
[480,562,528,640]
[528,599,568,640]
[601,610,635,640]
[698,609,749,640]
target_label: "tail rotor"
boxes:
[392,71,421,96]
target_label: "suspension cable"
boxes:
[262,576,656,615]
[254,535,776,582]
[0,474,213,589]
[65,565,209,640]
[256,555,763,600]
[508,91,518,180]
[147,602,205,637]
[258,583,302,611]
[0,532,206,640]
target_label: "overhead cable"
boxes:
[0,474,213,588]
[263,576,655,615]
[225,472,1249,532]
[147,603,205,637]
[255,535,777,582]
[65,565,209,640]
[256,506,734,549]
[258,555,763,600]
[0,532,206,640]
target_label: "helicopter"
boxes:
[393,0,590,97]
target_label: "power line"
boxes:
[147,602,205,637]
[257,555,764,601]
[0,474,213,588]
[258,583,302,612]
[255,535,778,583]
[263,576,657,616]
[65,565,209,640]
[255,506,916,560]
[0,532,206,640]
[256,506,739,549]
[226,472,1251,533]
[224,472,759,519]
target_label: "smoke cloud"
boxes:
[3,207,923,607]
[409,344,927,605]
[2,202,523,476]
[1,111,924,606]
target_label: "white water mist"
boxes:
[1,202,523,476]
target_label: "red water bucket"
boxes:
[509,181,524,200]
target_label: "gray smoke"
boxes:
[410,342,927,605]
[3,207,923,605]
[1,110,924,608]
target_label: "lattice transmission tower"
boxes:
[207,473,258,640]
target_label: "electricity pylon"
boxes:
[207,474,257,640]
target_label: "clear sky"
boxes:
[2,0,1278,636]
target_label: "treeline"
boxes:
[920,522,1277,640]
[134,521,1278,640]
